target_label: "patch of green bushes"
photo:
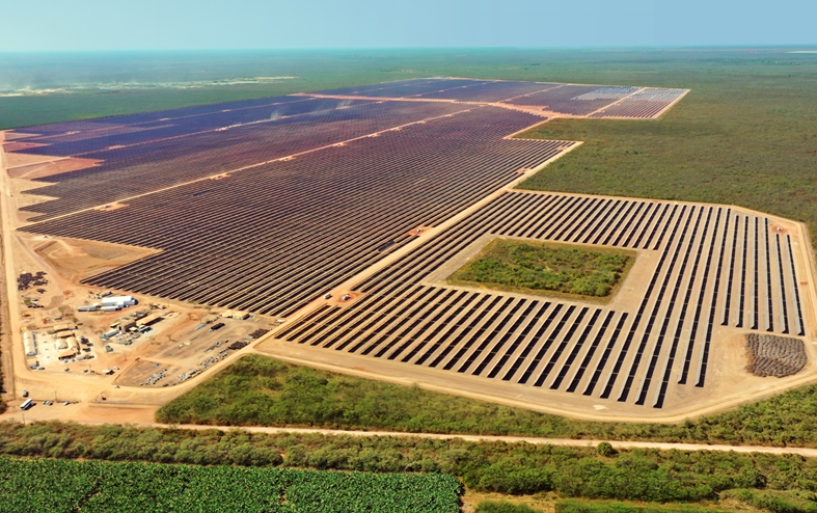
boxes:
[477,501,543,513]
[556,499,724,513]
[450,239,631,298]
[721,489,817,513]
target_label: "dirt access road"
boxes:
[3,401,817,458]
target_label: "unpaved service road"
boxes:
[2,402,816,458]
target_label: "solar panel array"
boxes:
[590,88,688,119]
[277,191,808,409]
[313,79,688,118]
[18,99,472,220]
[7,79,689,225]
[507,86,624,115]
[20,107,574,318]
[4,77,714,412]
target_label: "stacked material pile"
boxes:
[747,334,807,377]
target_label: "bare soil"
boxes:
[3,151,62,168]
[326,291,366,308]
[406,226,434,236]
[2,142,48,153]
[115,360,184,388]
[0,131,40,142]
[34,237,159,283]
[8,157,101,180]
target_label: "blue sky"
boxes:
[1,0,815,51]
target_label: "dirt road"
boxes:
[0,401,814,457]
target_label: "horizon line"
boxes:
[1,44,817,55]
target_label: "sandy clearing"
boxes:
[34,237,160,283]
[7,157,101,180]
[3,151,67,169]
[0,131,40,142]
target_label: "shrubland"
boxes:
[157,354,817,448]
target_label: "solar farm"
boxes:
[4,78,816,420]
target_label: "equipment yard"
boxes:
[3,78,816,422]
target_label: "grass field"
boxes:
[449,239,632,300]
[0,456,461,513]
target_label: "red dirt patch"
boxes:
[770,224,788,235]
[3,141,48,152]
[94,202,129,212]
[4,152,59,168]
[406,226,434,237]
[326,291,365,308]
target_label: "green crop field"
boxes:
[449,239,632,300]
[0,456,461,513]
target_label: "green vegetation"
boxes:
[721,489,817,513]
[4,421,817,506]
[157,354,817,449]
[556,500,726,513]
[159,354,642,434]
[449,239,632,299]
[514,53,817,250]
[0,456,461,513]
[476,499,732,513]
[596,442,616,457]
[477,501,543,513]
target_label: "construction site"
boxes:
[2,78,816,422]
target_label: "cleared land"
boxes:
[448,239,633,299]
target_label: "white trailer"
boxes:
[23,331,37,357]
[102,296,137,308]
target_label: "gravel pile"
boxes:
[747,334,807,377]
